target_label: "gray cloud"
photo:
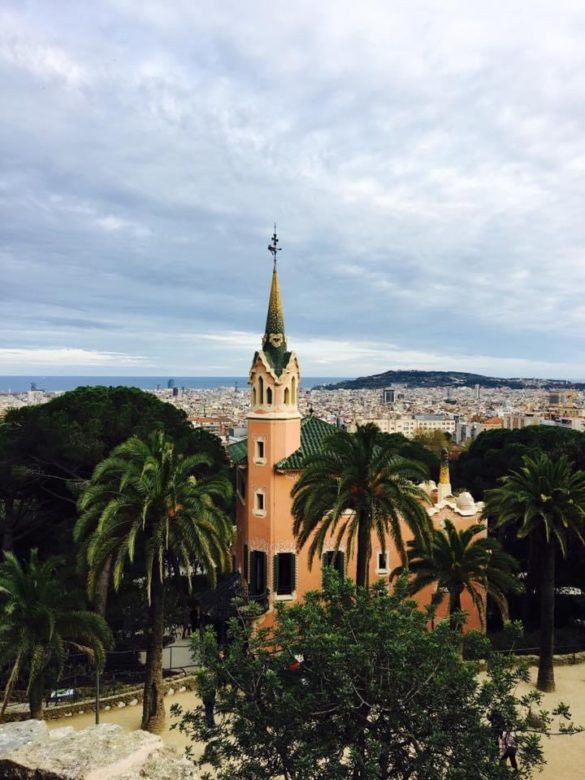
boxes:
[2,1,585,376]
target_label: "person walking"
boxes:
[499,729,518,772]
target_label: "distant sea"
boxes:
[0,376,347,393]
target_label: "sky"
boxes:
[2,1,585,379]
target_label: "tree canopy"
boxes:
[174,575,575,780]
[0,386,227,560]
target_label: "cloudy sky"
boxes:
[2,1,585,378]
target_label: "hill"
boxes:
[321,370,583,391]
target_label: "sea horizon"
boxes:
[0,375,348,394]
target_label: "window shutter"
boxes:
[338,551,345,578]
[243,544,249,580]
[273,554,280,594]
[260,552,267,594]
[291,553,296,593]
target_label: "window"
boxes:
[252,387,256,406]
[243,544,249,580]
[249,550,267,596]
[284,387,290,404]
[322,550,345,584]
[266,386,273,406]
[273,553,296,596]
[377,551,388,572]
[254,439,265,463]
[291,376,297,404]
[258,376,264,405]
[254,490,265,514]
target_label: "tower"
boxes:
[235,229,301,606]
[437,446,452,502]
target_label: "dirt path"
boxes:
[47,664,585,778]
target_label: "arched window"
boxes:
[252,386,257,406]
[284,387,290,405]
[291,376,297,405]
[258,376,264,405]
[266,386,273,406]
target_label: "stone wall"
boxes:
[1,674,198,724]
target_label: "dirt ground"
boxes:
[47,663,585,778]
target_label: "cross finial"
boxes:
[268,223,282,269]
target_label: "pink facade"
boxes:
[231,245,485,631]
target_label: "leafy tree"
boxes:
[173,575,576,779]
[0,386,227,560]
[392,519,521,631]
[291,424,433,587]
[0,550,111,719]
[484,454,585,691]
[412,429,453,458]
[76,431,233,733]
[453,426,585,500]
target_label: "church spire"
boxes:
[262,227,289,375]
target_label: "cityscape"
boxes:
[2,1,585,779]
[3,380,584,446]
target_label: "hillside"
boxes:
[321,370,583,391]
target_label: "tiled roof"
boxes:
[276,416,337,471]
[228,438,248,465]
[227,415,337,470]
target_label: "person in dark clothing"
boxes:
[499,729,518,772]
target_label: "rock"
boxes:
[179,686,186,693]
[0,721,203,778]
[0,720,48,757]
[166,688,175,696]
[117,701,126,708]
[129,699,138,707]
[105,706,111,711]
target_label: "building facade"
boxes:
[230,236,484,629]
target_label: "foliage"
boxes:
[291,423,432,586]
[393,519,522,630]
[484,454,585,691]
[76,430,233,732]
[453,426,585,500]
[173,575,579,779]
[412,429,453,458]
[0,550,112,718]
[0,386,227,560]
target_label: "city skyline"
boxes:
[3,2,585,377]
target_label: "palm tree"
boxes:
[392,519,521,631]
[291,424,433,587]
[484,454,585,692]
[0,550,111,719]
[75,431,233,733]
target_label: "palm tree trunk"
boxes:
[355,511,371,588]
[449,587,463,632]
[141,575,166,733]
[1,653,22,715]
[93,555,112,618]
[537,542,556,692]
[522,533,539,631]
[29,675,44,720]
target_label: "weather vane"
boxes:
[268,223,282,269]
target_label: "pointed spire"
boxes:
[439,447,450,485]
[437,447,452,503]
[261,227,289,374]
[264,262,285,339]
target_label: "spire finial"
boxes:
[267,223,281,270]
